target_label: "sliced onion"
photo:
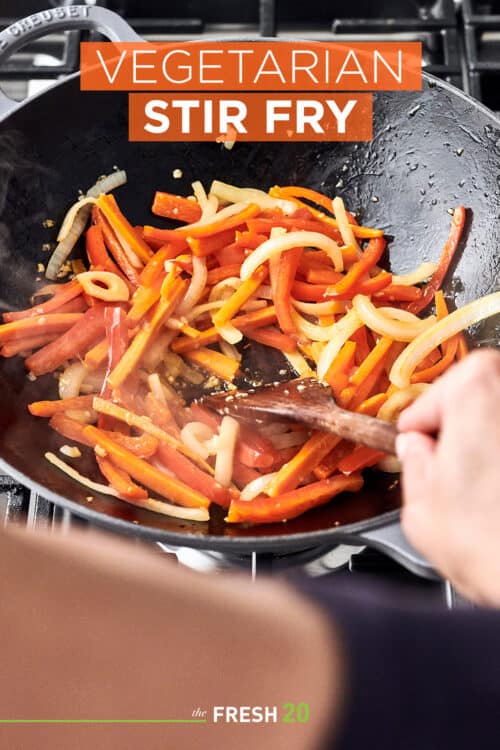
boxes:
[240,472,278,502]
[216,322,243,345]
[180,361,204,385]
[332,196,360,254]
[210,180,296,214]
[86,169,127,199]
[291,298,347,316]
[147,373,167,404]
[186,300,225,321]
[56,196,97,244]
[46,202,95,281]
[377,456,401,473]
[240,231,344,280]
[284,350,316,378]
[191,180,208,210]
[65,408,97,424]
[316,308,363,380]
[220,340,242,362]
[45,451,120,496]
[142,331,176,371]
[390,292,500,388]
[270,431,308,450]
[58,361,88,400]
[76,271,129,302]
[353,294,436,342]
[214,416,240,487]
[209,277,242,302]
[377,384,429,422]
[392,261,437,286]
[181,199,248,236]
[177,255,207,316]
[291,309,349,342]
[181,422,215,460]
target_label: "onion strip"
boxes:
[392,262,437,286]
[214,416,240,487]
[353,294,436,342]
[210,180,296,214]
[316,309,363,380]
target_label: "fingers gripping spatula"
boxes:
[200,379,398,455]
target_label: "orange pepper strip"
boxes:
[97,194,152,264]
[152,192,202,223]
[3,280,83,323]
[226,473,364,524]
[0,313,84,344]
[268,187,384,239]
[83,425,211,509]
[187,229,236,257]
[29,395,95,418]
[173,203,260,240]
[212,266,268,327]
[327,238,386,297]
[96,454,148,500]
[244,327,297,353]
[337,446,387,475]
[271,246,303,335]
[0,334,58,357]
[107,277,187,389]
[183,347,240,382]
[325,340,357,398]
[406,206,466,314]
[356,392,388,415]
[171,305,277,354]
[84,338,108,370]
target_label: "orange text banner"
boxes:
[82,41,421,92]
[128,93,373,142]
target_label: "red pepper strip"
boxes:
[270,245,303,335]
[350,326,371,366]
[29,395,95,418]
[98,194,152,264]
[337,446,386,475]
[95,209,141,287]
[96,454,148,500]
[85,224,133,293]
[342,271,393,299]
[215,243,246,267]
[291,280,329,302]
[142,225,189,250]
[327,238,386,297]
[152,192,202,223]
[48,413,93,446]
[144,393,182,438]
[373,285,422,303]
[231,460,261,489]
[244,326,297,353]
[246,217,342,244]
[100,430,159,458]
[234,231,268,249]
[189,403,281,470]
[414,347,442,371]
[139,243,181,286]
[25,306,105,376]
[276,185,336,215]
[411,336,459,383]
[206,264,242,285]
[171,305,277,354]
[226,473,364,524]
[187,228,236,257]
[406,206,466,314]
[0,312,84,344]
[324,340,357,398]
[339,338,394,410]
[0,334,58,358]
[313,440,354,480]
[305,266,344,286]
[156,444,234,509]
[3,280,83,322]
[83,425,211,509]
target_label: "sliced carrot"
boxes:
[226,473,364,523]
[356,392,388,416]
[83,425,211,509]
[152,192,202,223]
[126,275,164,327]
[139,243,180,286]
[183,347,239,382]
[3,280,83,322]
[327,237,386,297]
[187,229,236,257]
[95,208,141,287]
[97,194,152,264]
[212,266,268,327]
[266,431,343,496]
[0,313,84,344]
[156,443,234,508]
[206,264,242,285]
[313,440,354,480]
[1,334,58,357]
[245,327,297,353]
[84,338,108,370]
[411,337,459,383]
[96,454,148,500]
[29,395,95,418]
[325,340,357,397]
[276,185,336,215]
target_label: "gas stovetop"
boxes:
[0,1,482,602]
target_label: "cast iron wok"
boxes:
[0,6,498,576]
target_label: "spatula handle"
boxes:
[315,409,399,455]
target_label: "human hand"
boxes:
[396,348,500,605]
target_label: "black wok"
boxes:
[0,6,498,577]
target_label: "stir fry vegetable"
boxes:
[2,175,498,525]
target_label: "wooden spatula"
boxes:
[200,378,398,455]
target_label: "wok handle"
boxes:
[0,5,142,117]
[352,519,439,580]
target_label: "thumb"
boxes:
[396,431,436,509]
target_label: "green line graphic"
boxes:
[0,719,207,724]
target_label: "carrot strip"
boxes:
[349,336,394,388]
[327,238,386,297]
[107,277,187,389]
[187,229,236,257]
[1,334,58,357]
[245,327,297,353]
[406,206,466,314]
[411,337,459,383]
[338,446,386,475]
[95,208,142,287]
[97,194,152,264]
[100,430,159,458]
[212,267,268,327]
[142,225,190,250]
[126,275,163,327]
[266,431,343,496]
[356,392,388,415]
[29,395,95,418]
[83,425,210,509]
[152,192,202,223]
[183,347,240,382]
[171,305,277,353]
[276,185,337,215]
[457,333,469,360]
[84,338,108,370]
[156,444,234,508]
[144,393,182,438]
[325,340,357,398]
[0,313,84,344]
[313,440,354,480]
[226,473,363,523]
[206,264,242,285]
[96,454,148,499]
[3,280,83,322]
[139,243,180,286]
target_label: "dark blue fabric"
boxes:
[291,576,500,749]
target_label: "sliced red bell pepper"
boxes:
[270,245,303,334]
[327,237,386,297]
[156,443,234,508]
[152,192,202,223]
[3,280,83,322]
